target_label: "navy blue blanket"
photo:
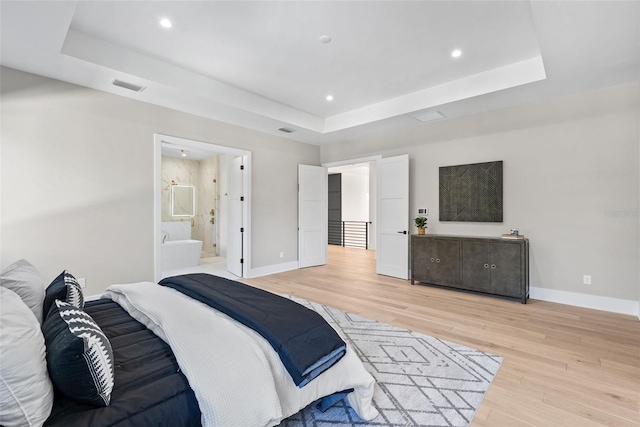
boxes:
[158,273,346,387]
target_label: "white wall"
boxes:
[322,81,640,303]
[0,67,319,295]
[341,167,369,222]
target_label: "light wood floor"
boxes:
[244,245,640,427]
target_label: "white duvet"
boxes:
[104,282,378,427]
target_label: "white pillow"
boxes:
[0,287,54,427]
[0,259,45,323]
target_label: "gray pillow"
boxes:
[0,287,54,426]
[0,259,45,324]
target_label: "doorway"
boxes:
[326,159,379,252]
[160,147,221,262]
[153,134,251,281]
[322,154,410,280]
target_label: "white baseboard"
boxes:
[248,261,299,278]
[530,286,639,317]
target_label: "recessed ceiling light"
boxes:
[160,18,172,29]
[319,35,332,44]
[326,95,334,101]
[451,49,462,58]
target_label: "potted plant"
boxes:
[414,216,427,235]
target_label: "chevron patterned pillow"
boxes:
[42,300,114,407]
[43,270,84,319]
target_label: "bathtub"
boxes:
[161,239,203,271]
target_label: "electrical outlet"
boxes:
[78,278,86,288]
[583,275,591,285]
[417,208,429,215]
[279,252,284,258]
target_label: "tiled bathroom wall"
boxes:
[198,156,220,258]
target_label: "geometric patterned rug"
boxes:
[282,297,502,427]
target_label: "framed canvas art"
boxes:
[439,161,503,222]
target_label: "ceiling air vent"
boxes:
[112,79,146,92]
[278,127,295,133]
[413,111,445,123]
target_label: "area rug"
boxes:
[282,297,503,427]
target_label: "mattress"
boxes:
[44,299,201,427]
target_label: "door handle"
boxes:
[397,231,407,234]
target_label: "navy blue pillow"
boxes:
[43,270,84,319]
[42,300,114,407]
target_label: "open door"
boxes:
[227,156,244,277]
[298,165,327,268]
[376,155,409,279]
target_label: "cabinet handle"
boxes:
[491,264,496,269]
[436,259,440,263]
[484,263,489,268]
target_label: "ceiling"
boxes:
[1,1,638,146]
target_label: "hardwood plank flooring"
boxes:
[244,246,640,427]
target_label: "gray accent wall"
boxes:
[0,67,319,295]
[322,81,640,302]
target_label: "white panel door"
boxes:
[376,155,409,279]
[298,165,327,268]
[227,156,244,277]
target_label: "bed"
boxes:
[0,261,378,427]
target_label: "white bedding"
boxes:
[104,282,378,427]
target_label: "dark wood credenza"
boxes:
[410,234,529,303]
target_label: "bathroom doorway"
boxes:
[153,134,251,281]
[160,149,220,261]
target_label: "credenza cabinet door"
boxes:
[411,236,435,283]
[462,242,492,292]
[411,237,461,286]
[435,239,461,288]
[489,242,522,297]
